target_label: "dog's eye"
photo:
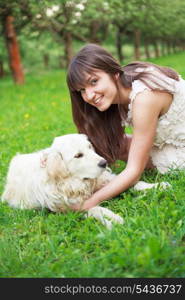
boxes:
[74,153,83,158]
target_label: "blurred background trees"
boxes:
[0,0,185,84]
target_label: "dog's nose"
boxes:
[98,159,107,168]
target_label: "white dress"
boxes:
[125,67,185,173]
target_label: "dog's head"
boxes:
[47,133,107,180]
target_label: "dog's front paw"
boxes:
[134,181,156,191]
[134,180,171,191]
[87,206,124,229]
[110,213,124,225]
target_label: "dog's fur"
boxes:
[1,134,123,229]
[1,133,170,229]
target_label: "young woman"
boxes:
[66,43,185,211]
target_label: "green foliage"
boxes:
[0,53,185,277]
[1,0,185,74]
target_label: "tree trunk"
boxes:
[144,39,150,59]
[89,20,100,44]
[0,60,4,78]
[43,54,49,68]
[166,41,172,55]
[116,27,124,62]
[153,41,160,58]
[63,31,73,68]
[4,15,24,84]
[134,29,141,60]
[161,42,165,56]
[172,42,177,54]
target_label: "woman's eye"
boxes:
[91,79,98,85]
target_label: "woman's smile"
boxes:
[94,95,103,106]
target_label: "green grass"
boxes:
[0,52,185,278]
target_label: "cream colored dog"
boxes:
[1,134,170,229]
[1,134,123,229]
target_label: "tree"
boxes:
[108,0,150,61]
[0,1,25,84]
[33,0,111,67]
[33,0,85,67]
[4,15,24,84]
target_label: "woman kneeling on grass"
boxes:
[66,43,185,210]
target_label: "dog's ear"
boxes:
[47,152,69,180]
[43,151,69,180]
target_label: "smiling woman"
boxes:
[81,71,131,113]
[79,70,121,111]
[66,43,185,211]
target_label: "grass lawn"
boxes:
[0,52,185,278]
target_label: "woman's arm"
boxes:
[72,90,165,211]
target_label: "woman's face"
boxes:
[79,70,118,111]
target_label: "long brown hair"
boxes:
[67,43,179,164]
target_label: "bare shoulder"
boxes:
[133,89,173,116]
